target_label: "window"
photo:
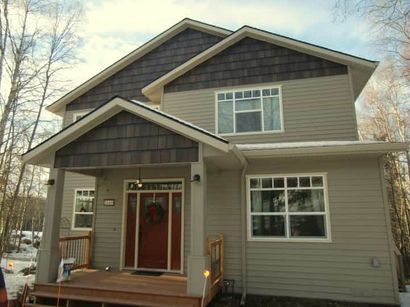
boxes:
[73,189,95,230]
[247,174,330,241]
[216,86,283,135]
[73,112,88,122]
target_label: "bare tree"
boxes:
[0,0,82,257]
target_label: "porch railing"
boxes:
[207,234,224,287]
[59,231,92,269]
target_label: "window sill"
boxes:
[247,236,332,243]
[71,227,93,231]
[219,129,284,137]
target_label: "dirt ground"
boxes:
[209,294,396,307]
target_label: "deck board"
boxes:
[32,270,202,307]
[62,270,189,296]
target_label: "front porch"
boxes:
[26,234,224,306]
[30,270,200,307]
[21,97,242,305]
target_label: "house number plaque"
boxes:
[103,199,115,206]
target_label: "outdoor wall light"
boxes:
[371,258,381,268]
[191,174,201,182]
[136,168,143,188]
[44,179,55,186]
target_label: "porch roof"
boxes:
[22,96,231,167]
[236,140,409,158]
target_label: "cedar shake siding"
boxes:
[164,37,348,93]
[55,111,199,168]
[66,28,224,111]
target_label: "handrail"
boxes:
[59,231,92,270]
[207,234,224,287]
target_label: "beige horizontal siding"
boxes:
[204,156,397,304]
[207,170,243,292]
[244,156,397,304]
[162,74,358,143]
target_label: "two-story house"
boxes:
[22,19,408,306]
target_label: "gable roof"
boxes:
[142,26,378,101]
[46,18,232,116]
[24,96,230,166]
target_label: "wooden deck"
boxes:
[29,269,203,307]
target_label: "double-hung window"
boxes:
[216,86,283,135]
[72,189,95,230]
[247,174,330,241]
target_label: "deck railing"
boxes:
[59,231,92,269]
[207,234,224,287]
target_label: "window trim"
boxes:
[72,188,95,231]
[214,85,284,136]
[246,173,332,243]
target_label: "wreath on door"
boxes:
[145,201,164,225]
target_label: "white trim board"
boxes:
[237,141,409,158]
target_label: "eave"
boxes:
[236,141,409,159]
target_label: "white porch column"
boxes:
[36,167,65,283]
[187,160,210,295]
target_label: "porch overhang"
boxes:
[236,141,409,159]
[22,96,232,167]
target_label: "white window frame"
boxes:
[73,112,89,122]
[215,85,284,136]
[246,173,331,243]
[72,188,95,231]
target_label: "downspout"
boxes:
[240,161,248,305]
[230,145,248,305]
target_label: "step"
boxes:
[25,304,58,307]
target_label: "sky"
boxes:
[63,0,376,92]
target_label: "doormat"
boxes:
[131,270,163,276]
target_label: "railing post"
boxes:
[220,234,224,281]
[86,231,92,268]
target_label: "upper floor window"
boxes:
[216,86,283,135]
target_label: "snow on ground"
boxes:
[1,257,35,299]
[6,243,38,260]
[401,292,410,307]
[1,231,41,299]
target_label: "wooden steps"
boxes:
[30,283,202,307]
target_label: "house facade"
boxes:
[23,19,408,305]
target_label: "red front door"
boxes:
[138,193,169,269]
